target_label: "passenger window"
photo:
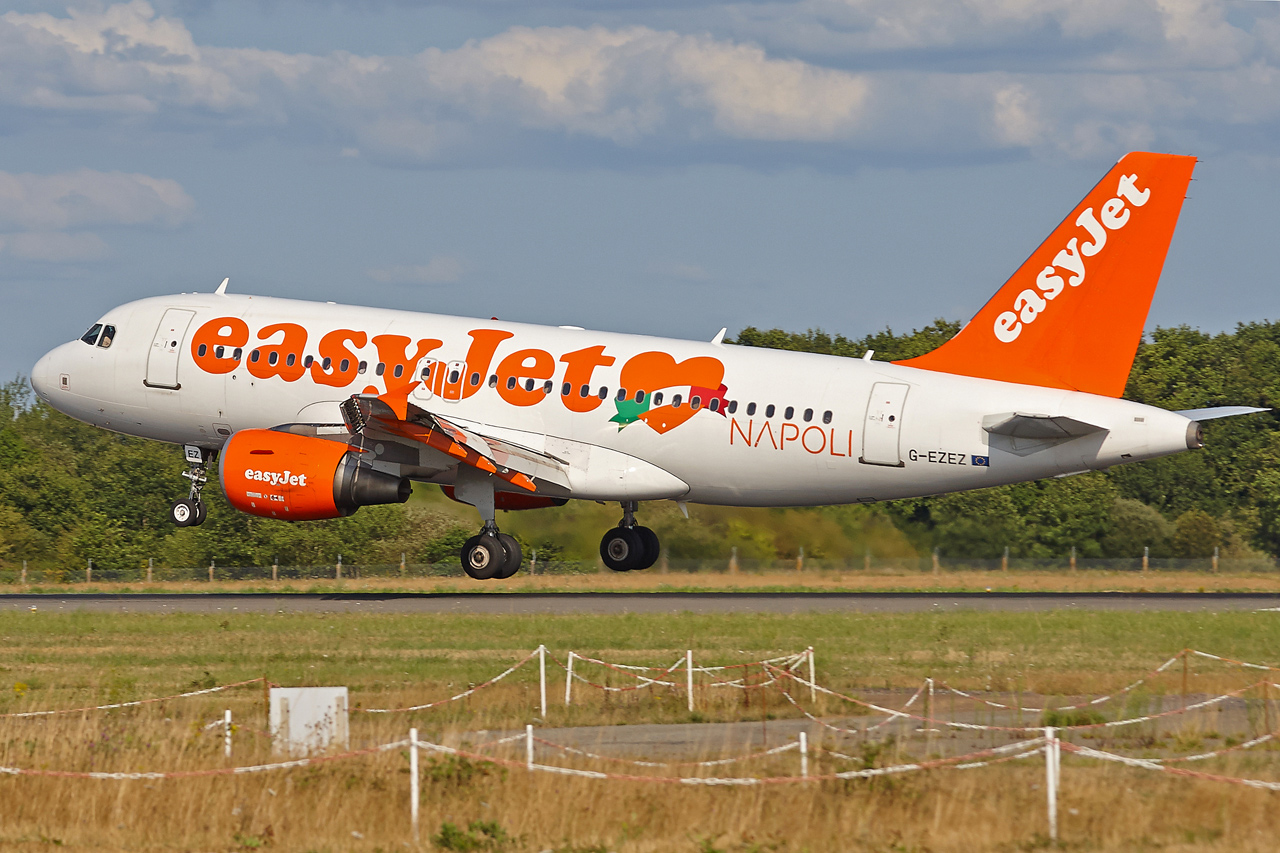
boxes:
[357,360,367,374]
[709,398,719,412]
[616,388,628,401]
[448,368,460,384]
[268,352,279,366]
[80,324,103,346]
[765,404,775,418]
[286,353,296,367]
[562,382,572,396]
[340,359,351,373]
[803,408,813,423]
[322,357,331,370]
[216,346,226,359]
[823,410,832,424]
[728,400,738,414]
[543,381,554,393]
[469,371,480,386]
[579,384,590,398]
[197,344,208,357]
[506,376,517,390]
[234,348,242,361]
[691,396,701,410]
[249,350,260,363]
[97,325,115,349]
[376,363,385,376]
[785,406,794,420]
[653,392,664,406]
[488,375,498,388]
[397,365,407,379]
[598,386,608,399]
[746,402,756,416]
[634,390,645,403]
[525,378,536,392]
[303,354,313,368]
[672,394,683,408]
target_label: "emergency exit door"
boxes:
[145,309,195,389]
[860,382,908,466]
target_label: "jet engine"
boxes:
[219,429,411,520]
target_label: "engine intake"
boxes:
[219,429,410,520]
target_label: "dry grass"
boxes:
[14,567,1280,595]
[4,610,1280,850]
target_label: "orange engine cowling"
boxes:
[441,485,567,511]
[219,429,411,521]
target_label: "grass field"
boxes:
[3,609,1280,851]
[9,567,1280,595]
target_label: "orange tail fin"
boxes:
[896,152,1196,397]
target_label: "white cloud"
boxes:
[367,256,465,284]
[1,2,1280,166]
[0,231,111,262]
[0,168,195,231]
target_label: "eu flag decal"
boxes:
[971,455,990,467]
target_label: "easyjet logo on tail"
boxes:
[993,173,1151,344]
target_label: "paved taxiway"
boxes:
[2,591,1279,614]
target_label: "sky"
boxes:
[3,0,1280,381]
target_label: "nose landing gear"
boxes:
[170,445,211,528]
[600,501,660,572]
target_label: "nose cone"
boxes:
[31,349,55,400]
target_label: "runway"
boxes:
[3,591,1279,614]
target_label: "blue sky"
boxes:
[3,0,1280,380]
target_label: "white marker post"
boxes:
[224,709,232,759]
[526,724,534,770]
[1045,727,1059,841]
[564,652,575,706]
[539,645,547,718]
[409,727,420,841]
[799,731,808,779]
[687,650,695,713]
[807,646,816,702]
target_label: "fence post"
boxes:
[539,645,547,718]
[796,546,804,573]
[336,554,342,580]
[526,724,534,770]
[209,559,215,583]
[224,709,232,759]
[272,559,278,582]
[147,557,153,583]
[864,548,871,572]
[931,548,940,574]
[564,651,575,706]
[400,552,407,575]
[409,727,420,841]
[729,546,738,575]
[21,560,26,584]
[1002,546,1008,572]
[1212,546,1219,573]
[799,731,808,779]
[687,649,694,713]
[1070,546,1077,572]
[1045,727,1059,842]
[1142,546,1149,572]
[86,558,92,584]
[808,646,816,703]
[530,549,538,575]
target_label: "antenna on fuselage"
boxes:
[215,277,229,295]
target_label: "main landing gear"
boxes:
[170,445,210,528]
[600,501,660,572]
[453,468,522,581]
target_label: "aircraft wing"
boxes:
[1176,406,1269,421]
[338,392,570,492]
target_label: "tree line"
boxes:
[1,320,1277,572]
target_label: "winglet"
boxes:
[896,152,1197,397]
[215,277,229,295]
[711,328,727,346]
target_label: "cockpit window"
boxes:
[80,324,103,346]
[97,325,116,349]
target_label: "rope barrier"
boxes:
[360,648,539,713]
[0,678,269,719]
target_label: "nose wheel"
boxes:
[600,501,660,571]
[171,444,211,527]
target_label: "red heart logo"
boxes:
[619,352,726,435]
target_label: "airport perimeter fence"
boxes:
[2,553,1280,584]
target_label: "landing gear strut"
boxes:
[600,501,660,572]
[454,468,522,580]
[171,445,211,527]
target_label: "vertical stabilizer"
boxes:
[896,152,1196,397]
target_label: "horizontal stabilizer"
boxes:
[982,412,1105,440]
[1175,406,1269,421]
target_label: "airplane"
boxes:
[29,152,1264,579]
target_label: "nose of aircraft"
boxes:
[30,343,65,402]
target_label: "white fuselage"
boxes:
[31,293,1197,507]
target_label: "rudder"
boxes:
[896,152,1196,397]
